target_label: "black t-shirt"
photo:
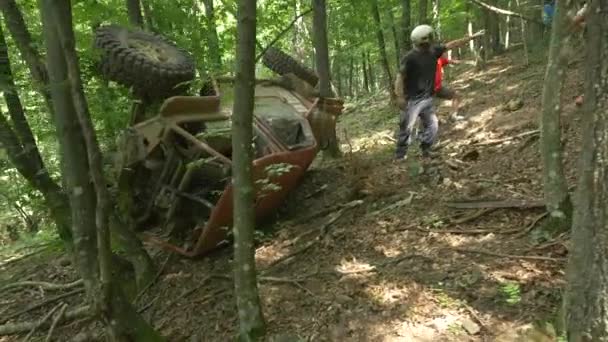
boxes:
[399,44,447,100]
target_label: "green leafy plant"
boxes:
[500,281,522,305]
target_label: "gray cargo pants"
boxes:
[394,97,437,159]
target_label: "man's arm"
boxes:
[444,30,485,50]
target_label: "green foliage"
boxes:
[499,281,522,305]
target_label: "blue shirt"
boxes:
[543,3,555,25]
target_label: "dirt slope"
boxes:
[0,46,585,341]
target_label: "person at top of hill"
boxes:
[435,52,464,121]
[393,26,484,162]
[543,0,556,26]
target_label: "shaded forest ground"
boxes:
[0,45,585,341]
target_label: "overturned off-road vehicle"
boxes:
[95,25,343,257]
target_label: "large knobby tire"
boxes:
[94,24,196,98]
[262,47,319,87]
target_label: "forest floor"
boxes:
[0,45,586,341]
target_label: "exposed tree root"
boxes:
[450,208,497,224]
[450,247,566,262]
[22,303,61,341]
[471,129,539,147]
[45,303,67,342]
[0,279,83,293]
[1,288,84,324]
[0,306,90,336]
[514,212,549,238]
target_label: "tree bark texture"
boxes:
[371,0,395,102]
[40,1,162,340]
[312,0,340,157]
[126,0,144,28]
[539,0,574,230]
[202,0,222,74]
[40,0,100,306]
[362,52,370,93]
[387,8,401,69]
[0,23,73,248]
[565,0,608,339]
[401,0,411,52]
[0,0,53,115]
[232,0,266,340]
[419,0,429,24]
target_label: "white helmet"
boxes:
[411,25,434,45]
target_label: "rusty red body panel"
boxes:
[136,80,343,258]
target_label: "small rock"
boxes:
[461,318,481,335]
[58,256,71,267]
[335,294,353,305]
[506,98,524,111]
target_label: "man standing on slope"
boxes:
[393,25,484,162]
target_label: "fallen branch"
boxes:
[445,198,544,209]
[1,288,84,324]
[514,212,549,238]
[335,253,429,275]
[0,247,50,268]
[0,306,90,336]
[368,193,414,217]
[212,274,315,296]
[450,208,496,224]
[471,129,540,147]
[292,199,362,225]
[45,304,67,342]
[450,247,566,262]
[1,279,83,293]
[22,303,61,341]
[305,184,328,199]
[405,225,523,235]
[265,200,363,270]
[468,0,542,24]
[135,252,172,303]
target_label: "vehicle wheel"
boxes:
[94,24,196,98]
[262,47,319,87]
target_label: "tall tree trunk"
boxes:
[367,51,375,91]
[419,0,429,24]
[312,0,340,157]
[126,0,144,28]
[387,8,401,69]
[0,23,73,248]
[432,0,441,38]
[504,1,511,49]
[348,56,354,97]
[40,1,163,340]
[0,0,52,114]
[362,52,370,93]
[56,2,156,291]
[371,0,395,102]
[539,0,573,232]
[202,0,222,74]
[232,0,266,341]
[40,0,99,307]
[488,0,501,54]
[312,0,331,97]
[565,0,608,338]
[140,0,155,31]
[232,0,266,339]
[401,0,411,53]
[515,0,529,65]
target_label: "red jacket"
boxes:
[435,56,450,92]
